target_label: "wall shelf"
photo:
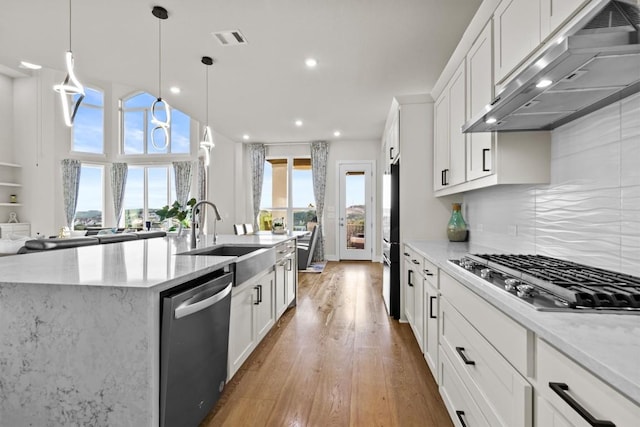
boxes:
[0,203,22,207]
[0,182,22,187]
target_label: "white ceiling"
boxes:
[1,0,482,143]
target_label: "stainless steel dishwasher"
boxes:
[160,269,234,427]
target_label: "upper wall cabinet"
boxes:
[494,0,591,85]
[466,22,494,182]
[494,0,541,84]
[434,60,467,191]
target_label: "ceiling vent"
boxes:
[212,30,248,46]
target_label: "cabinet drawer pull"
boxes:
[455,410,468,427]
[429,296,437,319]
[404,252,410,257]
[482,148,490,172]
[423,269,434,276]
[408,270,414,287]
[455,347,476,365]
[549,382,615,427]
[412,259,420,265]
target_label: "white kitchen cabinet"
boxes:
[274,240,296,318]
[403,249,416,330]
[541,0,590,43]
[434,60,466,191]
[440,296,533,427]
[535,338,640,427]
[228,269,275,379]
[423,259,439,382]
[412,259,424,353]
[0,223,30,238]
[466,22,494,182]
[494,0,542,84]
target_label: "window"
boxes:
[72,87,104,154]
[121,92,191,155]
[120,165,175,229]
[74,164,104,229]
[259,158,316,231]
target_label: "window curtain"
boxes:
[110,163,128,226]
[310,141,329,261]
[60,159,81,229]
[172,161,193,207]
[249,143,266,229]
[197,157,207,202]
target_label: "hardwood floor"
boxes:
[201,261,452,427]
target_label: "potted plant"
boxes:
[156,198,197,233]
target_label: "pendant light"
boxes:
[151,6,171,150]
[200,56,215,160]
[53,0,85,127]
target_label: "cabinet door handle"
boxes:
[455,347,475,365]
[408,270,414,287]
[549,382,616,427]
[389,146,394,160]
[258,284,263,304]
[455,410,468,427]
[404,252,410,257]
[441,169,445,186]
[429,296,437,319]
[482,148,491,171]
[254,286,260,305]
[424,269,434,276]
[443,169,449,186]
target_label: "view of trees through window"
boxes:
[259,158,316,231]
[120,166,175,229]
[74,165,104,229]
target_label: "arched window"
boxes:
[72,87,104,154]
[121,92,191,155]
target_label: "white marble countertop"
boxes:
[405,239,640,407]
[0,233,298,290]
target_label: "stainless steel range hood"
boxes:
[463,0,640,133]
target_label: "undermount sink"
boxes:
[178,245,276,286]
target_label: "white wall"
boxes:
[464,92,640,276]
[0,74,13,161]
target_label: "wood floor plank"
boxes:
[201,261,452,427]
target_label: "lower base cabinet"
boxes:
[227,269,275,379]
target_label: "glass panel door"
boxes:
[339,162,373,260]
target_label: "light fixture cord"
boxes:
[205,65,209,125]
[68,0,72,50]
[158,17,162,99]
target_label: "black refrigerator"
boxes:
[382,161,400,319]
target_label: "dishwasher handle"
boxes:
[175,281,233,319]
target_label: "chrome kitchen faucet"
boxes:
[191,200,222,248]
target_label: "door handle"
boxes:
[455,411,468,427]
[429,296,437,319]
[174,282,232,319]
[482,148,491,171]
[254,286,260,305]
[549,382,615,427]
[455,347,476,365]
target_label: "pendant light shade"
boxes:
[53,0,85,127]
[150,6,171,150]
[200,56,215,151]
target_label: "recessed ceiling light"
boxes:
[19,61,42,70]
[295,120,303,127]
[170,86,181,94]
[242,134,250,140]
[305,58,318,68]
[536,79,553,88]
[333,130,341,137]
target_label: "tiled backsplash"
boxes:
[464,93,640,276]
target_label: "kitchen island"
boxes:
[0,233,298,427]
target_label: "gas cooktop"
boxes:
[450,254,640,314]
